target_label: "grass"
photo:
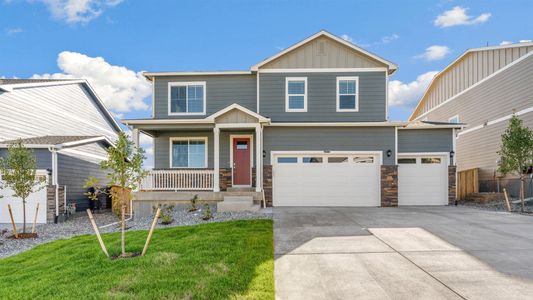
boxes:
[0,220,274,300]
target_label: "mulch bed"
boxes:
[8,233,38,239]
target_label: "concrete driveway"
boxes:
[274,206,533,300]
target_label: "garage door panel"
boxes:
[273,153,380,207]
[398,155,448,206]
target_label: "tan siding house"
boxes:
[409,42,533,195]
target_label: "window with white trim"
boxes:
[170,137,207,168]
[168,82,206,115]
[285,77,307,112]
[448,115,459,124]
[336,77,358,111]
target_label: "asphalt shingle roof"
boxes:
[0,79,75,85]
[1,135,100,145]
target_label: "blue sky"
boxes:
[1,0,531,166]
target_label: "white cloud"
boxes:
[415,45,451,61]
[5,28,23,35]
[341,34,353,43]
[519,40,532,43]
[32,51,151,112]
[381,34,399,44]
[35,0,122,24]
[434,6,491,28]
[500,41,513,45]
[388,71,439,108]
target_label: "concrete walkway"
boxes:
[274,206,533,300]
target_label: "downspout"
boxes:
[48,147,59,223]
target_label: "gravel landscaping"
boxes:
[0,207,272,259]
[458,199,533,214]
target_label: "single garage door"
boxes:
[272,152,380,206]
[398,154,448,205]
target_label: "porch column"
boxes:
[255,124,262,192]
[132,128,140,149]
[213,126,220,192]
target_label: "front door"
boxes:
[232,137,251,186]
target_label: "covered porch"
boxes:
[127,104,270,194]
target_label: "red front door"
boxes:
[232,137,251,186]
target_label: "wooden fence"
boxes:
[457,168,479,200]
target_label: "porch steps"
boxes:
[218,196,260,212]
[226,187,256,192]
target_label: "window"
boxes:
[398,158,416,164]
[448,115,459,124]
[353,156,374,163]
[303,157,323,163]
[336,77,358,112]
[277,157,298,163]
[236,141,248,150]
[170,138,207,168]
[328,157,349,163]
[422,158,441,164]
[285,77,307,112]
[168,82,206,115]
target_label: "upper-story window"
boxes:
[168,82,206,115]
[285,77,307,112]
[336,77,359,112]
[448,115,459,123]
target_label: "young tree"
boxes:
[498,115,533,212]
[0,140,45,233]
[100,132,147,256]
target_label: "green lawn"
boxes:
[0,220,274,300]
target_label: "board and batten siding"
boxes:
[259,72,386,122]
[260,35,387,69]
[397,129,453,154]
[153,75,257,119]
[154,130,256,169]
[263,127,395,165]
[413,45,533,119]
[0,148,52,170]
[0,83,118,141]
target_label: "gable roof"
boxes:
[409,41,533,121]
[251,30,398,74]
[0,135,113,149]
[207,103,270,123]
[0,79,122,133]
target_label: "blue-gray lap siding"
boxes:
[259,71,386,122]
[397,129,454,153]
[0,148,52,170]
[153,75,257,119]
[263,127,396,165]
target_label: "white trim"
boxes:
[411,50,533,121]
[151,77,155,118]
[230,134,254,187]
[144,71,252,80]
[217,123,261,129]
[452,128,456,166]
[58,136,112,149]
[385,72,389,120]
[169,137,208,169]
[59,148,108,161]
[285,77,307,112]
[397,152,450,166]
[207,103,269,122]
[258,68,388,73]
[270,150,384,165]
[251,30,398,72]
[256,72,260,113]
[0,79,86,91]
[394,127,398,165]
[167,81,207,116]
[448,115,460,124]
[268,121,408,127]
[458,105,533,137]
[122,118,214,125]
[336,76,359,112]
[213,127,220,192]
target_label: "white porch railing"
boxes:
[140,169,214,191]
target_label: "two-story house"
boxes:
[123,31,460,215]
[409,42,533,198]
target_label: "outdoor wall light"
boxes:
[450,150,455,158]
[386,149,392,157]
[263,150,266,158]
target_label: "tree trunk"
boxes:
[520,176,525,213]
[121,203,125,256]
[22,199,26,233]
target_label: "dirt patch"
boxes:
[111,252,142,260]
[8,233,38,239]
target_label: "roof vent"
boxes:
[316,41,326,56]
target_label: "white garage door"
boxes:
[398,154,448,205]
[0,171,48,224]
[272,152,380,206]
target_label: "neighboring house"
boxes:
[123,30,460,214]
[409,42,533,196]
[0,79,121,221]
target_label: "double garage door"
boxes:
[272,152,448,207]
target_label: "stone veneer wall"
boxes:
[448,165,457,205]
[219,168,232,191]
[263,165,273,207]
[381,165,398,207]
[47,185,65,223]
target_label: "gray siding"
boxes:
[397,129,453,153]
[154,131,256,169]
[259,72,386,122]
[153,75,257,119]
[420,53,533,180]
[263,127,395,165]
[0,148,52,170]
